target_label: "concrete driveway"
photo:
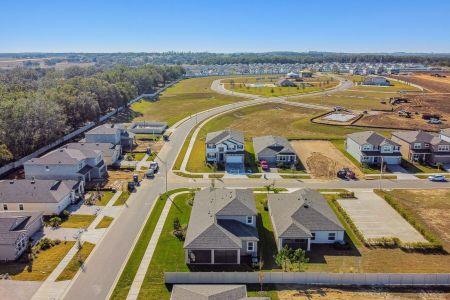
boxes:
[387,164,417,180]
[338,190,426,243]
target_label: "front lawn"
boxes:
[0,241,75,281]
[86,191,115,206]
[60,214,96,229]
[56,242,95,281]
[113,191,131,206]
[95,216,114,229]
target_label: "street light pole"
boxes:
[379,156,384,191]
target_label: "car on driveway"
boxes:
[149,161,159,172]
[428,174,446,182]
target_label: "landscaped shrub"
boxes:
[37,238,55,250]
[338,191,355,199]
[173,217,181,231]
[173,225,187,241]
[49,216,62,228]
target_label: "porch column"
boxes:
[307,238,311,251]
[211,250,214,264]
[237,249,240,264]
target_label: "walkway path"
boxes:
[125,192,188,300]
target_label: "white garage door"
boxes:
[226,155,244,163]
[384,156,401,165]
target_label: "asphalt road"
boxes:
[63,75,447,300]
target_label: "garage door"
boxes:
[226,155,244,163]
[214,250,238,264]
[384,156,401,164]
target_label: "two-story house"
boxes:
[268,188,345,252]
[184,189,259,265]
[24,147,106,183]
[346,131,402,165]
[391,130,450,165]
[63,142,121,166]
[205,130,245,168]
[85,124,134,150]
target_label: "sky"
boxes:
[1,0,450,53]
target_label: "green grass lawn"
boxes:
[401,159,447,173]
[130,77,245,126]
[95,216,114,229]
[226,81,337,97]
[132,152,147,161]
[87,191,115,206]
[56,242,95,281]
[110,189,193,300]
[0,241,75,281]
[113,191,131,206]
[60,215,96,229]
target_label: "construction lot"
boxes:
[290,140,363,179]
[338,190,426,243]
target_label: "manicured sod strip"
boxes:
[109,188,191,300]
[56,242,95,281]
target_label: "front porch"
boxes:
[186,249,242,264]
[280,238,311,251]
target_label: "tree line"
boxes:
[0,64,185,166]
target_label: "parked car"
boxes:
[127,181,136,192]
[145,169,155,178]
[149,161,159,172]
[337,168,356,180]
[260,160,269,171]
[428,118,442,124]
[428,174,446,182]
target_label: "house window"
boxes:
[19,204,24,211]
[45,166,50,171]
[218,147,225,152]
[246,216,253,224]
[238,145,243,149]
[328,232,336,241]
[438,145,450,151]
[247,241,255,252]
[413,143,421,149]
[424,143,430,148]
[311,233,316,241]
[362,145,371,151]
[382,146,391,152]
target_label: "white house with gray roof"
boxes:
[268,188,344,251]
[0,179,82,215]
[0,211,43,261]
[253,135,297,166]
[346,131,402,165]
[85,123,134,149]
[184,188,259,265]
[24,147,106,183]
[205,130,245,168]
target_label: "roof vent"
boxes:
[59,149,63,152]
[9,180,14,184]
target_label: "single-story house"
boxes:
[63,142,121,166]
[252,135,297,166]
[0,211,43,261]
[363,76,391,86]
[277,79,297,87]
[170,285,269,300]
[0,179,82,215]
[24,147,106,183]
[346,131,402,165]
[268,188,345,251]
[184,189,259,265]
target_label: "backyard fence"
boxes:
[0,78,183,177]
[165,272,450,286]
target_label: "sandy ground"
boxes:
[104,170,145,191]
[290,140,362,179]
[276,286,450,299]
[134,140,164,152]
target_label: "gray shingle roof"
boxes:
[171,285,248,300]
[392,130,448,145]
[269,188,344,239]
[205,130,244,145]
[0,179,77,204]
[63,142,119,157]
[25,147,100,165]
[440,128,450,137]
[347,131,399,147]
[0,211,43,245]
[184,189,258,250]
[85,124,119,135]
[253,135,296,158]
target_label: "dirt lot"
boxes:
[104,170,145,191]
[290,140,363,179]
[391,73,450,93]
[276,286,450,299]
[134,140,164,152]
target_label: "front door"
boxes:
[219,153,224,161]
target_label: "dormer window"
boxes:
[246,216,253,224]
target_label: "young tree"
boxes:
[49,216,62,228]
[291,248,309,271]
[275,245,293,271]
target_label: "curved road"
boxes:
[61,75,449,300]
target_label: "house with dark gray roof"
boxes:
[0,179,82,215]
[24,147,106,183]
[63,142,121,166]
[184,188,259,265]
[85,123,134,150]
[277,78,296,87]
[253,135,297,166]
[391,130,450,165]
[346,131,402,165]
[0,211,43,261]
[170,285,269,300]
[268,188,344,251]
[205,130,245,171]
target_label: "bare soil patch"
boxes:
[134,140,164,152]
[104,170,145,191]
[290,140,362,179]
[392,73,450,93]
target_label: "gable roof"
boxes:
[184,189,258,250]
[171,285,248,300]
[63,142,119,157]
[392,130,448,145]
[347,131,399,147]
[253,135,296,157]
[25,147,100,165]
[268,189,344,239]
[0,211,43,245]
[205,130,244,145]
[440,128,450,137]
[0,179,78,204]
[85,124,120,135]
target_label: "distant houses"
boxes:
[268,188,345,251]
[0,179,82,215]
[0,211,43,261]
[184,189,259,265]
[346,131,402,165]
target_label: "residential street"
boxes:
[63,76,449,300]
